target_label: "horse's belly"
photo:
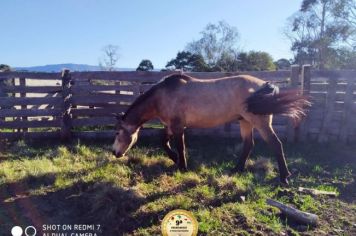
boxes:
[184,109,239,128]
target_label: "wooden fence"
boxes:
[0,66,355,143]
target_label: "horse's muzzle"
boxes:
[112,150,123,158]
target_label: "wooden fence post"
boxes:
[11,78,18,133]
[299,65,311,142]
[0,78,6,122]
[19,77,28,132]
[60,69,72,140]
[286,65,300,142]
[339,80,353,143]
[301,65,311,95]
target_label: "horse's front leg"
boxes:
[174,131,187,171]
[162,127,178,164]
[234,119,254,172]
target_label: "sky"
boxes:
[1,0,301,69]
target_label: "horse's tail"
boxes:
[245,82,311,124]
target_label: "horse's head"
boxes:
[112,114,139,158]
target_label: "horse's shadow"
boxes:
[0,172,174,235]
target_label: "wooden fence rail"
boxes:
[0,67,355,143]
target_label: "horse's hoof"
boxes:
[280,177,290,186]
[169,154,178,164]
[179,166,188,172]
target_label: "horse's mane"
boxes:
[122,84,158,120]
[160,73,194,82]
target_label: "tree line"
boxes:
[138,0,355,72]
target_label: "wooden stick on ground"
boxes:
[266,199,319,226]
[298,187,337,197]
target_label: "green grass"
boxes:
[0,137,355,235]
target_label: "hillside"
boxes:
[14,63,133,72]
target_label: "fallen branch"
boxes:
[298,187,337,197]
[266,199,319,226]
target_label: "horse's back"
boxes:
[155,74,265,128]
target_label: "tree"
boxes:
[285,0,355,69]
[186,21,240,71]
[216,50,240,72]
[0,64,13,113]
[324,47,356,69]
[136,60,154,71]
[0,64,11,72]
[238,51,276,71]
[274,58,292,70]
[99,44,119,71]
[165,51,210,72]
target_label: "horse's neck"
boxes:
[123,96,156,128]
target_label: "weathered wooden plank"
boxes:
[334,92,345,101]
[71,71,170,82]
[308,112,325,120]
[308,109,345,120]
[306,126,322,134]
[272,116,288,125]
[333,111,346,120]
[310,83,328,92]
[71,94,137,106]
[71,107,128,117]
[0,72,61,80]
[0,131,60,140]
[72,130,115,139]
[1,86,62,93]
[0,96,63,106]
[71,117,117,127]
[334,101,345,111]
[336,83,347,91]
[310,99,326,107]
[310,92,327,100]
[71,84,140,94]
[0,119,60,128]
[0,108,62,118]
[139,84,154,93]
[307,110,345,121]
[310,77,330,83]
[76,103,131,109]
[312,70,356,80]
[72,129,166,139]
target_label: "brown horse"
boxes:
[112,74,310,184]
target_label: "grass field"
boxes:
[0,135,355,235]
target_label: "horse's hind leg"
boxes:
[162,127,178,164]
[255,117,291,184]
[234,119,254,172]
[174,131,187,171]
